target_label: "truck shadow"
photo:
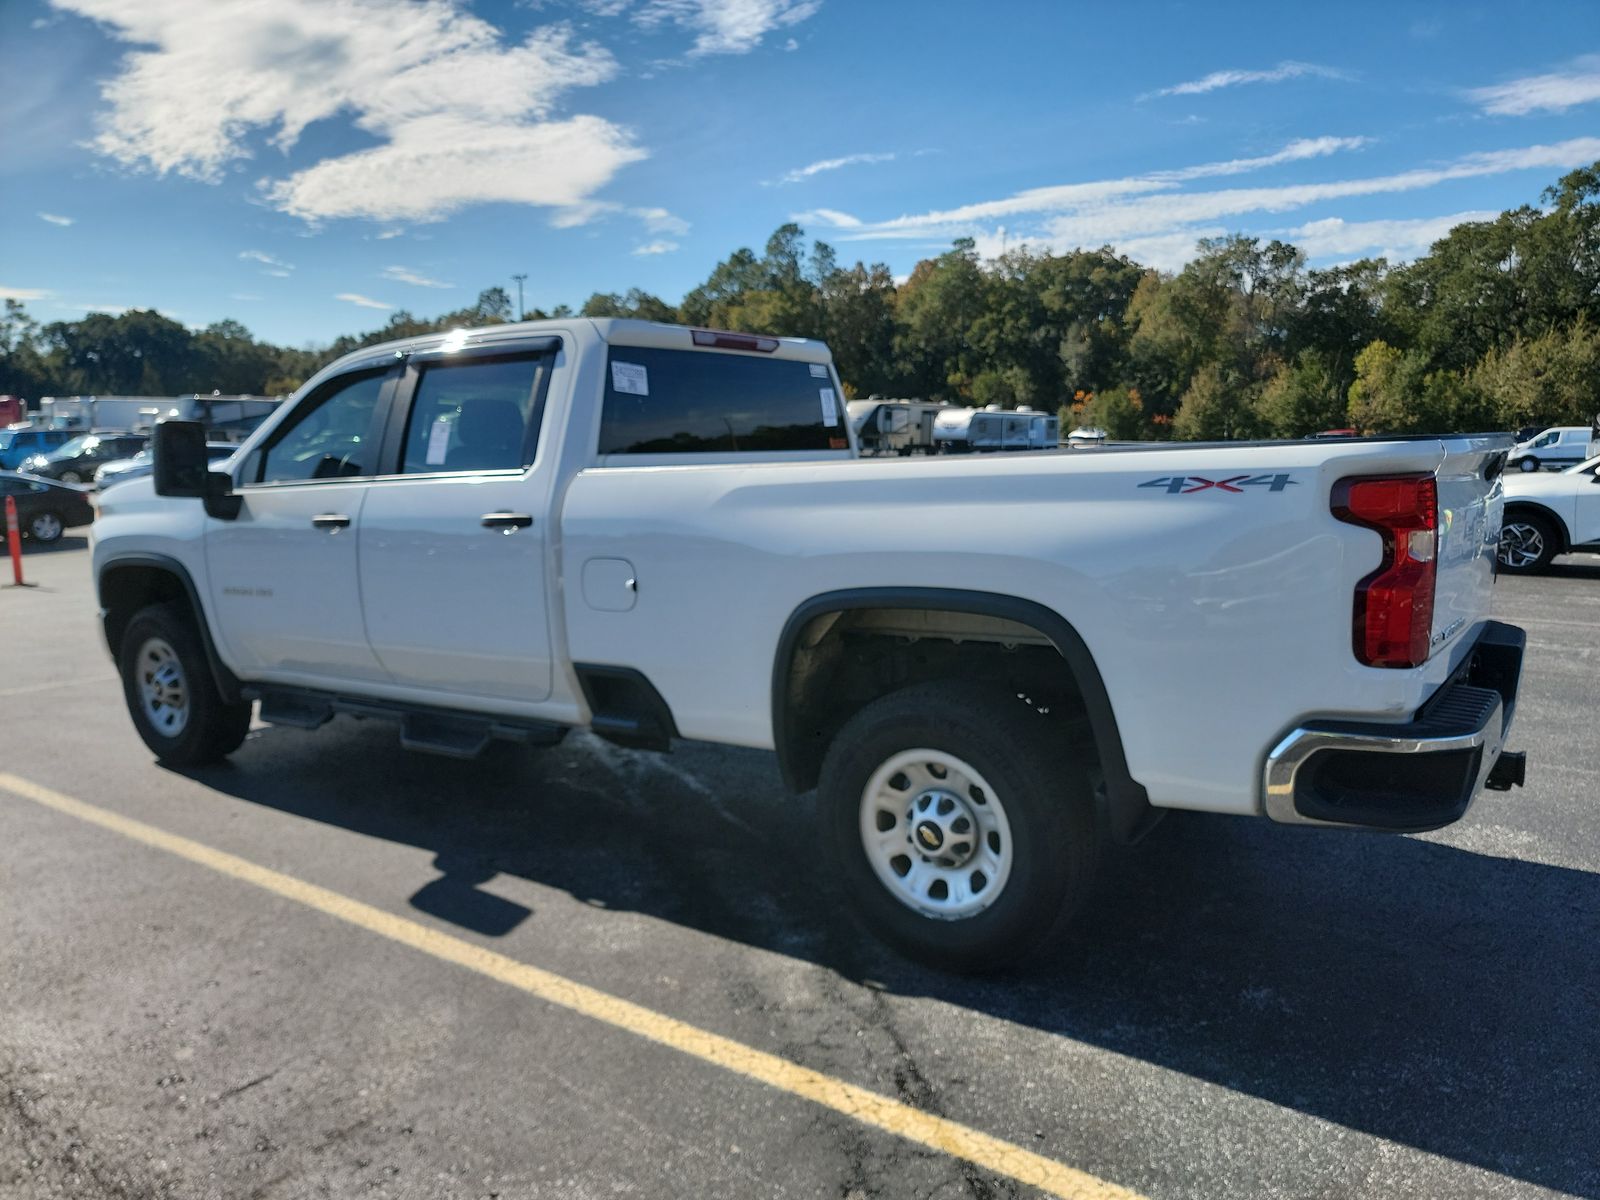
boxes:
[22,534,90,555]
[187,721,1600,1198]
[1548,555,1600,580]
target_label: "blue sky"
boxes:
[3,0,1598,347]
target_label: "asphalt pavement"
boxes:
[2,537,1597,1199]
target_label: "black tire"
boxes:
[25,510,63,543]
[1517,456,1540,472]
[58,470,84,484]
[1498,511,1560,574]
[119,602,252,765]
[819,681,1100,972]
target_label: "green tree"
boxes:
[1256,353,1347,437]
[1471,318,1600,429]
[1081,385,1145,439]
[1172,364,1258,440]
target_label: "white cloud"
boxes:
[239,249,293,270]
[1468,56,1600,116]
[1275,212,1500,260]
[375,228,405,240]
[37,212,74,226]
[1154,60,1349,98]
[336,292,393,310]
[53,0,641,224]
[807,135,1600,272]
[1,285,52,301]
[269,112,643,223]
[634,0,821,56]
[809,135,1372,236]
[229,292,262,301]
[1153,136,1369,182]
[381,265,455,288]
[55,301,130,315]
[632,239,679,255]
[262,268,292,278]
[775,151,895,185]
[792,206,862,228]
[632,205,690,235]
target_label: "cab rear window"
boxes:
[598,347,842,455]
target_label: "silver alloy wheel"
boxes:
[60,470,83,483]
[1518,457,1539,472]
[136,637,190,737]
[1499,522,1546,570]
[28,512,62,541]
[859,748,1014,920]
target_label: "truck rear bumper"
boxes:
[1263,621,1526,832]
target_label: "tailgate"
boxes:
[1430,434,1509,658]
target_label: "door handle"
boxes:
[481,512,534,532]
[311,513,351,530]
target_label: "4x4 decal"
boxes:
[1138,473,1298,494]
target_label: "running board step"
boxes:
[256,691,333,730]
[400,714,491,759]
[245,686,567,758]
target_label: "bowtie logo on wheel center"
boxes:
[914,820,944,851]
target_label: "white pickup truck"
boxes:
[93,319,1527,970]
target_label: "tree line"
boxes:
[4,162,1597,439]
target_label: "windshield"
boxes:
[0,431,13,451]
[54,435,96,458]
[1564,454,1600,474]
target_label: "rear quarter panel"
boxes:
[559,439,1489,816]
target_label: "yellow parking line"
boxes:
[0,771,1144,1200]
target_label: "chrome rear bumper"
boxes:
[1263,621,1525,832]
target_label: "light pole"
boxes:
[511,273,527,321]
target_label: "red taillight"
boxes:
[1331,474,1438,668]
[690,329,779,353]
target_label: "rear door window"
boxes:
[399,354,546,474]
[598,347,842,455]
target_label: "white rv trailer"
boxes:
[931,405,1060,453]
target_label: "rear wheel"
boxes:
[119,603,252,765]
[1499,512,1559,573]
[820,681,1099,972]
[58,470,84,484]
[26,511,63,543]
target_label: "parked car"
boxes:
[0,470,96,543]
[20,432,148,483]
[1498,453,1600,572]
[1507,426,1597,473]
[0,426,74,470]
[95,442,237,491]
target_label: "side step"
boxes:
[245,686,567,759]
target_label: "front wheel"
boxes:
[819,681,1099,972]
[119,603,252,765]
[1499,512,1559,573]
[1517,456,1540,473]
[58,470,84,484]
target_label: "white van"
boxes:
[1509,426,1597,472]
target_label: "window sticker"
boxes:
[819,387,839,427]
[809,363,828,378]
[425,417,452,465]
[611,361,649,396]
